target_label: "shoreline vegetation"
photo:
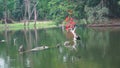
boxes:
[0,21,57,31]
[0,19,120,31]
[87,19,120,27]
[87,23,120,27]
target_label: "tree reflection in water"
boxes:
[1,26,120,68]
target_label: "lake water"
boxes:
[0,27,120,68]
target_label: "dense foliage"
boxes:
[0,0,120,24]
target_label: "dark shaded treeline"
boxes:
[0,0,120,24]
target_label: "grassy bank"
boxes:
[0,21,57,31]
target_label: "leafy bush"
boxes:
[84,4,109,24]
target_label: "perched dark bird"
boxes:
[76,36,80,40]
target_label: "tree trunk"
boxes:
[27,0,31,26]
[34,5,37,26]
[3,0,8,27]
[24,0,27,26]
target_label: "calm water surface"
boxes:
[0,27,120,68]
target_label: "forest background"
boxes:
[0,0,120,25]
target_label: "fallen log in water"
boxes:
[19,44,61,54]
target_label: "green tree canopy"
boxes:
[0,0,120,24]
